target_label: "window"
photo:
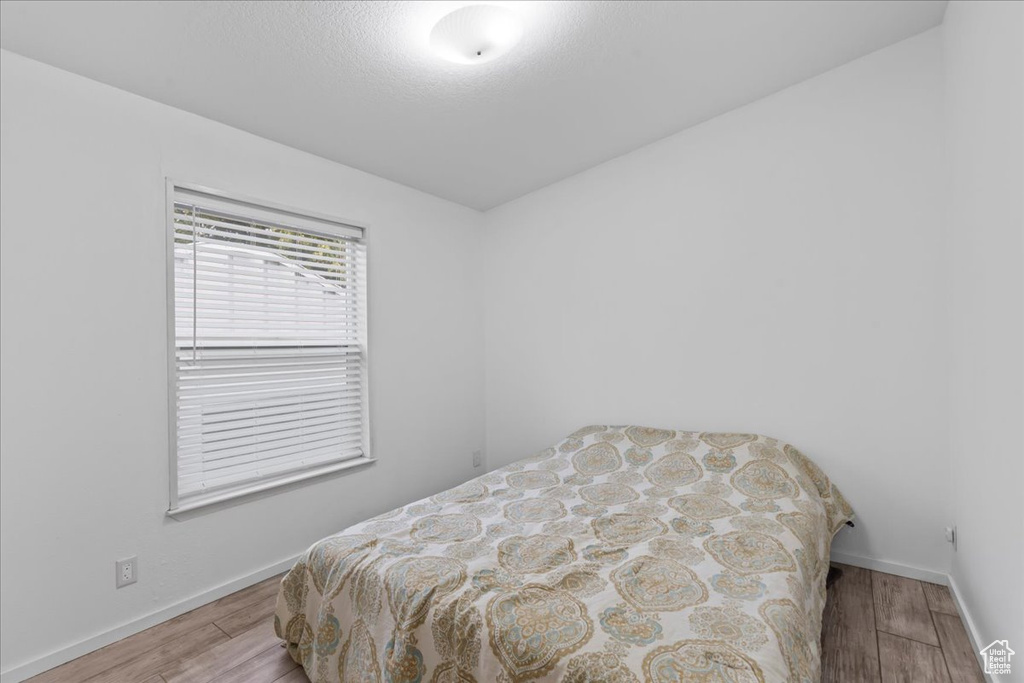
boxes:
[168,185,369,514]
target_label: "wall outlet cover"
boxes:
[472,450,483,468]
[115,556,138,588]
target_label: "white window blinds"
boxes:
[169,187,369,513]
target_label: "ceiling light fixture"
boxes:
[429,4,523,65]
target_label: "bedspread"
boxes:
[275,426,853,682]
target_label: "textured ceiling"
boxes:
[0,1,947,210]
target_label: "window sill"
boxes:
[167,456,376,518]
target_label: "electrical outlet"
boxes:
[945,525,957,551]
[115,556,138,588]
[472,450,483,468]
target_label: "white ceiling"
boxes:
[0,0,947,210]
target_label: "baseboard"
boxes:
[831,553,999,682]
[0,554,300,683]
[947,574,998,683]
[0,551,989,682]
[830,550,949,585]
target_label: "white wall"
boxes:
[0,50,484,676]
[3,10,1020,679]
[483,30,951,574]
[943,0,1024,666]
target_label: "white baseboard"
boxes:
[0,551,990,683]
[830,550,949,585]
[830,553,998,683]
[947,574,998,683]
[0,555,300,683]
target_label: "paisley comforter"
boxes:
[275,426,853,683]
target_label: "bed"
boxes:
[274,425,852,682]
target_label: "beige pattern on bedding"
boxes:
[275,426,852,682]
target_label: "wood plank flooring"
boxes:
[821,564,881,681]
[27,564,984,682]
[821,564,985,683]
[872,571,941,647]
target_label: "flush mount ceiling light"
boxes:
[429,4,524,65]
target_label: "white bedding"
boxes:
[275,426,853,682]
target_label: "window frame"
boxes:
[164,180,373,516]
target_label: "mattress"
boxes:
[274,426,853,682]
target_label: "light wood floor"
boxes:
[27,563,984,683]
